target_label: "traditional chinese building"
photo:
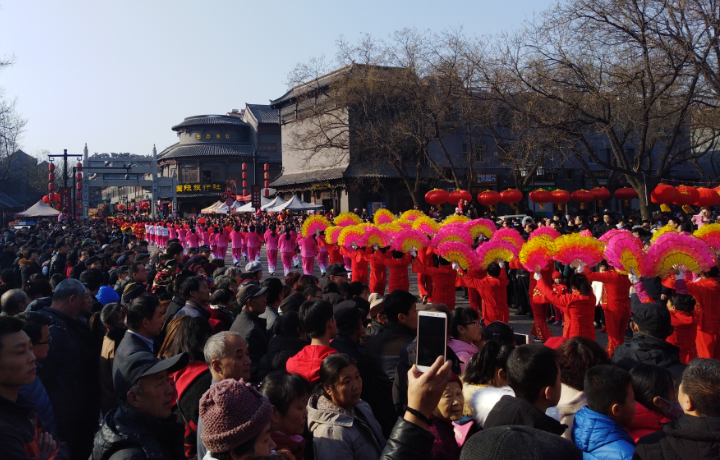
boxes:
[157,104,281,216]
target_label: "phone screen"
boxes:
[417,314,447,368]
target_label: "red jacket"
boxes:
[529,265,555,307]
[627,401,671,443]
[461,269,509,323]
[681,277,720,334]
[383,252,412,293]
[364,250,388,295]
[536,278,596,340]
[584,270,631,314]
[413,262,457,309]
[667,309,698,364]
[319,240,343,264]
[341,247,369,284]
[285,345,337,384]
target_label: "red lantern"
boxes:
[76,172,82,181]
[76,183,82,190]
[42,195,50,203]
[529,189,551,209]
[477,190,501,209]
[499,189,522,204]
[448,189,472,205]
[76,162,82,171]
[48,163,55,172]
[242,163,247,171]
[571,190,595,209]
[76,192,82,201]
[549,189,571,210]
[48,183,55,192]
[674,185,699,206]
[591,187,611,204]
[425,189,449,206]
[52,193,60,202]
[48,173,55,182]
[696,187,720,207]
[614,187,638,206]
[651,184,677,204]
[264,163,269,171]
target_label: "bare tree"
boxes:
[0,55,28,183]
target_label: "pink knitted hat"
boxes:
[200,379,274,454]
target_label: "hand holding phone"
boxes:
[416,311,448,373]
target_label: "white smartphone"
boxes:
[416,310,448,372]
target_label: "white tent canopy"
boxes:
[261,196,287,211]
[232,196,273,213]
[201,201,229,214]
[265,196,324,212]
[14,201,62,218]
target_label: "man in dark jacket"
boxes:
[366,290,418,437]
[612,298,686,385]
[229,284,269,383]
[91,351,188,460]
[257,311,308,381]
[113,296,164,378]
[0,316,70,459]
[592,212,615,238]
[484,344,566,436]
[48,241,69,278]
[0,241,16,271]
[37,278,101,460]
[635,358,720,460]
[174,276,211,322]
[69,250,88,280]
[319,263,347,305]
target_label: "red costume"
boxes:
[383,252,413,293]
[528,265,555,341]
[416,247,434,300]
[461,268,509,324]
[584,270,631,356]
[678,277,720,360]
[340,247,370,285]
[535,278,596,340]
[364,250,388,295]
[412,261,457,310]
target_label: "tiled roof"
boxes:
[245,104,278,124]
[344,163,403,179]
[158,143,255,160]
[0,192,23,209]
[172,115,249,131]
[270,167,348,187]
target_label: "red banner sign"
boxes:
[59,187,72,212]
[252,185,261,210]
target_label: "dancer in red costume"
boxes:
[534,268,596,340]
[582,264,631,355]
[459,261,509,324]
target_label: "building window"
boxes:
[259,143,277,152]
[202,170,212,182]
[181,167,199,183]
[565,170,574,180]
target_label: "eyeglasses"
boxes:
[37,336,52,345]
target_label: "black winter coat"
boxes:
[37,306,102,460]
[634,414,720,460]
[258,335,308,382]
[380,418,435,460]
[91,405,185,460]
[0,393,70,460]
[612,333,686,385]
[49,253,67,277]
[484,395,567,435]
[230,309,270,383]
[113,331,154,381]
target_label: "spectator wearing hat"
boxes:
[121,282,146,305]
[240,260,263,288]
[37,278,100,460]
[612,291,686,385]
[286,299,337,384]
[0,316,70,459]
[90,351,189,460]
[366,292,386,336]
[174,276,212,322]
[230,284,269,383]
[113,265,130,297]
[199,378,275,459]
[96,285,120,307]
[318,263,347,306]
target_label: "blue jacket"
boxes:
[573,406,635,460]
[18,374,57,434]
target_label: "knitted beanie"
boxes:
[200,379,274,454]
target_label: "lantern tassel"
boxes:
[682,205,694,214]
[510,204,518,211]
[558,203,563,211]
[660,204,671,212]
[624,200,629,206]
[490,205,495,212]
[580,203,585,209]
[538,203,545,209]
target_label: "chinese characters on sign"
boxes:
[251,185,261,210]
[195,134,231,140]
[476,173,498,186]
[176,183,224,193]
[59,188,72,212]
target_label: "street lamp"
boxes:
[520,168,528,178]
[537,166,544,176]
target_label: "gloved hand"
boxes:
[576,263,585,273]
[373,244,379,251]
[411,250,417,258]
[675,269,685,280]
[628,270,639,284]
[452,262,461,271]
[352,243,358,249]
[533,271,542,281]
[498,260,506,268]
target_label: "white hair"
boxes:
[204,331,244,367]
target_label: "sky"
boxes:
[0,0,556,158]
